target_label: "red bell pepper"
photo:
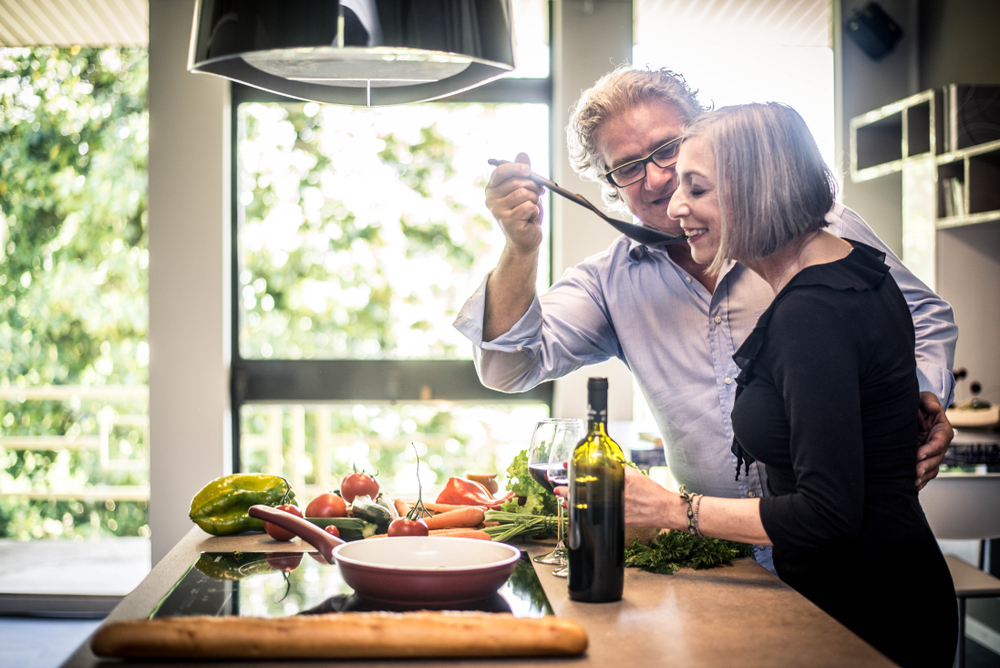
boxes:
[435,477,515,509]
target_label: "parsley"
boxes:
[625,531,754,574]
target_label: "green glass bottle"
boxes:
[568,377,625,602]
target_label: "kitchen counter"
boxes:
[60,528,896,667]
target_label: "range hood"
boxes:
[188,0,516,106]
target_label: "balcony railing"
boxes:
[0,385,150,502]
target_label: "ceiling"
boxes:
[0,0,147,47]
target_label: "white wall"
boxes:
[551,0,635,422]
[148,0,231,565]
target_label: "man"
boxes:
[453,66,957,569]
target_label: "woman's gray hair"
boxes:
[683,103,837,275]
[567,65,709,213]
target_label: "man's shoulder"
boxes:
[825,203,868,232]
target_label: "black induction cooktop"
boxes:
[150,549,553,619]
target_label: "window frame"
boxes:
[228,75,555,471]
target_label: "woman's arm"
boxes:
[621,467,772,545]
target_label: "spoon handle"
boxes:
[486,159,687,247]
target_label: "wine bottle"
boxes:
[568,377,625,602]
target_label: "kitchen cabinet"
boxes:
[851,85,1000,404]
[59,528,896,667]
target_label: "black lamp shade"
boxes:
[188,0,516,106]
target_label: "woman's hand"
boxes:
[624,466,684,529]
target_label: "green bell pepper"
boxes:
[189,473,295,536]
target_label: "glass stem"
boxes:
[554,504,565,549]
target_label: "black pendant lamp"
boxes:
[189,0,516,107]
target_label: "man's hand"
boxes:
[916,391,954,490]
[485,153,545,255]
[482,153,546,342]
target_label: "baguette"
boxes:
[91,612,588,659]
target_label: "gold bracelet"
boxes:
[692,493,703,537]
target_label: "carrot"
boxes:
[428,529,491,540]
[395,501,478,516]
[421,507,485,531]
[424,502,485,513]
[393,498,410,518]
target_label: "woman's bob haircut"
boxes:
[683,103,838,275]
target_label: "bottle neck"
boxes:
[586,399,608,432]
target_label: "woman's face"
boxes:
[667,135,721,266]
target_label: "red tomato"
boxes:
[264,552,303,572]
[306,492,348,518]
[323,525,341,539]
[341,471,379,503]
[264,504,303,541]
[387,518,429,537]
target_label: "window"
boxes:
[231,1,553,498]
[0,47,149,540]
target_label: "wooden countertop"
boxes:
[60,527,897,667]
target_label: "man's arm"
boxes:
[827,205,957,486]
[482,153,545,341]
[828,205,958,405]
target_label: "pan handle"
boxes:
[248,504,344,564]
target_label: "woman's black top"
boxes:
[731,241,957,668]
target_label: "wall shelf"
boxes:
[851,85,1000,405]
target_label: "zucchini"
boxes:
[305,517,377,541]
[350,494,392,533]
[376,492,399,521]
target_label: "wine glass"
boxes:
[546,422,586,578]
[528,418,585,565]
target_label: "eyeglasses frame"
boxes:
[604,136,683,188]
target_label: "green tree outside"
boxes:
[0,46,149,539]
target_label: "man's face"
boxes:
[595,100,686,235]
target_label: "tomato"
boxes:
[264,504,303,541]
[323,525,341,539]
[264,552,303,572]
[388,517,429,537]
[341,470,380,503]
[305,492,348,518]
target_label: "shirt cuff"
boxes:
[916,363,956,408]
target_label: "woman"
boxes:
[627,102,957,667]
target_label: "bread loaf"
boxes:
[91,611,588,659]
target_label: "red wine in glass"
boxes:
[528,463,557,493]
[546,461,569,489]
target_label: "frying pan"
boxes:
[248,505,521,605]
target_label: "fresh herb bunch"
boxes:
[625,531,754,574]
[500,449,559,517]
[482,510,561,542]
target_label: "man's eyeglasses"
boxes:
[604,137,682,188]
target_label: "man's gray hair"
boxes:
[567,65,709,213]
[683,103,837,276]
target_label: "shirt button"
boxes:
[685,276,692,283]
[724,377,732,385]
[515,345,523,352]
[748,491,756,498]
[714,316,722,324]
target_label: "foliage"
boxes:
[624,530,755,574]
[237,102,547,360]
[239,403,549,500]
[0,46,148,539]
[498,448,558,517]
